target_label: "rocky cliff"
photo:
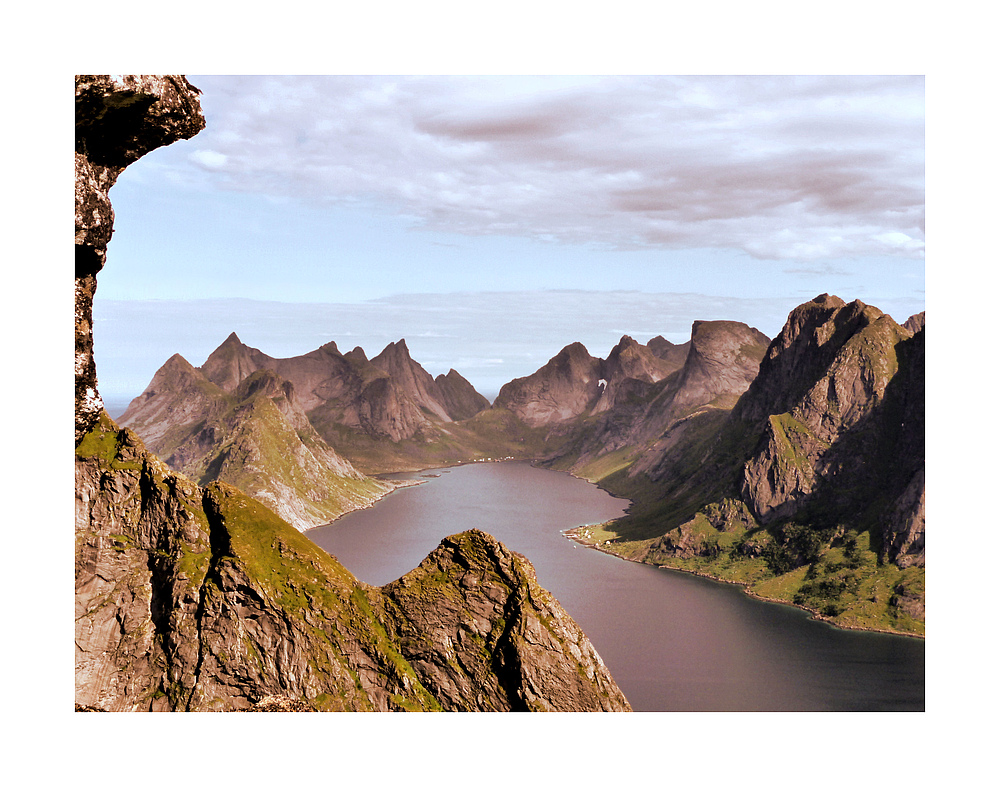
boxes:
[494,342,605,427]
[434,368,492,420]
[75,75,205,444]
[588,295,925,634]
[75,74,629,711]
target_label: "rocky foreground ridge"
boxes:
[75,74,630,711]
[76,415,628,711]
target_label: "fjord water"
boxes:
[307,462,924,711]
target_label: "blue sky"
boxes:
[94,75,925,404]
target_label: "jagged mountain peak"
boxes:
[646,335,690,369]
[201,332,271,393]
[376,338,410,359]
[160,352,197,373]
[603,334,677,387]
[735,294,894,427]
[494,343,603,427]
[557,341,593,360]
[345,346,368,362]
[434,368,491,421]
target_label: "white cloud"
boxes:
[168,75,923,262]
[189,149,229,169]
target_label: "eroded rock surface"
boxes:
[75,75,205,444]
[382,531,629,711]
[76,415,631,711]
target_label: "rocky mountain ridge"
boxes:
[582,294,925,633]
[76,414,629,711]
[199,332,489,442]
[120,349,397,532]
[532,320,771,478]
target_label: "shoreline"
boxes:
[562,527,926,641]
[309,455,925,643]
[306,476,429,532]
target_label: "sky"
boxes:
[94,74,925,405]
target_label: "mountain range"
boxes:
[75,74,924,714]
[122,291,925,636]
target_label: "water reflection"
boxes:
[308,462,924,711]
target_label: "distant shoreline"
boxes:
[562,526,926,641]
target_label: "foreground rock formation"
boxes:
[75,416,628,710]
[75,74,630,712]
[75,75,205,443]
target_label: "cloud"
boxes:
[189,149,229,169]
[169,75,923,262]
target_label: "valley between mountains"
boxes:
[122,291,925,639]
[74,74,924,713]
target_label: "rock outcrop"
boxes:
[75,74,629,712]
[75,416,630,710]
[75,75,205,444]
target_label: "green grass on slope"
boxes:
[203,481,443,710]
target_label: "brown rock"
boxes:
[75,75,205,444]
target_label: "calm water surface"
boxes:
[307,461,924,711]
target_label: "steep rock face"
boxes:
[198,333,487,443]
[434,369,492,420]
[552,322,769,475]
[494,343,604,427]
[663,321,771,420]
[903,311,925,336]
[381,531,630,711]
[75,415,630,711]
[621,320,769,455]
[734,295,917,535]
[371,339,451,422]
[876,326,925,567]
[75,75,205,443]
